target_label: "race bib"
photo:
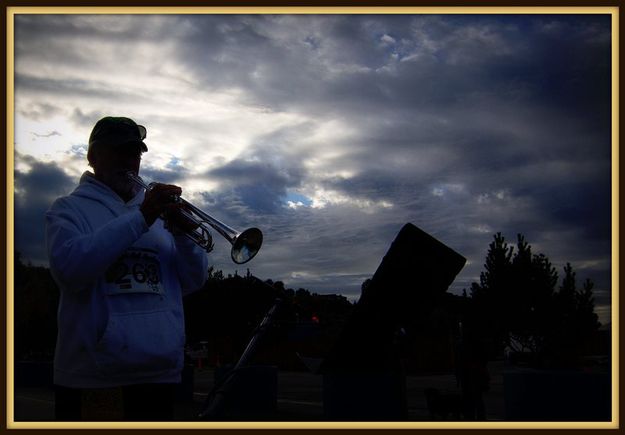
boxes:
[105,248,163,295]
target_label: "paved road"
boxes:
[13,361,506,422]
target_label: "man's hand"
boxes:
[140,183,183,226]
[163,204,201,234]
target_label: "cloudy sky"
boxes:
[12,11,613,324]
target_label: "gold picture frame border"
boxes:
[4,4,620,430]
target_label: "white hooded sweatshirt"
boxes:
[45,172,208,388]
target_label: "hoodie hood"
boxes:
[72,171,144,216]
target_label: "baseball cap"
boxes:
[88,116,148,154]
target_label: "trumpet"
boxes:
[127,172,263,264]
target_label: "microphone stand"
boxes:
[198,276,284,420]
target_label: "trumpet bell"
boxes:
[232,227,263,264]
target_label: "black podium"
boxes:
[321,223,466,420]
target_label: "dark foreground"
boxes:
[13,360,506,422]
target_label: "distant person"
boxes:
[45,116,208,421]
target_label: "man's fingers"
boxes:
[150,183,182,196]
[141,184,184,227]
[147,184,182,204]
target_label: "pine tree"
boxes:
[469,233,513,353]
[576,278,601,352]
[553,263,578,354]
[506,235,558,354]
[470,234,603,365]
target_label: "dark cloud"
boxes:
[14,154,77,264]
[15,73,150,104]
[206,158,304,214]
[32,131,61,138]
[167,14,610,120]
[12,13,613,323]
[70,108,106,130]
[17,102,63,121]
[138,167,189,186]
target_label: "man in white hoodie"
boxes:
[45,116,208,421]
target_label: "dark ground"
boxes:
[13,360,506,422]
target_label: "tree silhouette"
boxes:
[14,252,60,360]
[577,278,601,335]
[182,268,354,368]
[509,236,558,355]
[470,234,601,366]
[469,232,513,354]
